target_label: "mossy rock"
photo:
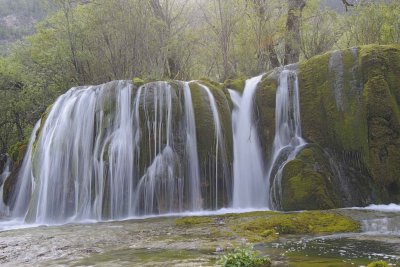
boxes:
[231,210,360,242]
[280,145,342,211]
[361,45,400,202]
[3,140,28,206]
[132,77,145,87]
[296,45,400,206]
[189,80,233,208]
[7,140,28,167]
[254,71,277,163]
[224,75,248,94]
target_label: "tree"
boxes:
[199,0,244,80]
[284,0,306,65]
[300,0,341,59]
[337,1,400,47]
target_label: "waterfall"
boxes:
[197,83,230,209]
[7,122,41,219]
[132,81,200,214]
[183,83,201,211]
[1,80,236,224]
[230,75,268,208]
[268,69,306,209]
[0,154,12,216]
[1,69,309,224]
[329,50,345,111]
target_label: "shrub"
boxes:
[217,245,271,267]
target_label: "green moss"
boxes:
[231,211,360,242]
[189,80,233,208]
[7,139,28,166]
[254,73,276,162]
[32,103,53,156]
[280,145,341,211]
[224,77,247,93]
[297,45,400,205]
[367,261,389,267]
[175,216,213,226]
[132,77,145,87]
[360,45,400,202]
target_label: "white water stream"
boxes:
[230,75,267,208]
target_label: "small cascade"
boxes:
[362,217,400,235]
[268,69,306,209]
[230,75,268,208]
[197,83,230,209]
[0,155,11,185]
[0,154,12,216]
[8,122,40,218]
[329,50,345,111]
[132,81,201,214]
[182,82,202,211]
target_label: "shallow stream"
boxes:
[0,206,399,266]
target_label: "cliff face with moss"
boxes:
[255,45,400,210]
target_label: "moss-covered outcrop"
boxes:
[254,71,278,163]
[280,144,343,210]
[295,45,400,206]
[2,140,28,206]
[224,75,248,94]
[189,79,233,208]
[254,45,400,209]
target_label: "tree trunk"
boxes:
[284,0,305,65]
[268,43,280,69]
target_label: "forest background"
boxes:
[0,0,399,156]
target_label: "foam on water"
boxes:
[350,203,400,212]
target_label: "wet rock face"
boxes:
[280,145,342,211]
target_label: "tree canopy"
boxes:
[0,0,399,155]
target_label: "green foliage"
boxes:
[0,0,399,160]
[367,261,389,267]
[217,245,271,267]
[338,1,400,47]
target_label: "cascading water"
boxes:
[0,155,12,216]
[198,83,231,209]
[268,69,306,209]
[8,122,40,219]
[0,80,235,224]
[182,82,201,211]
[1,69,308,224]
[230,75,268,208]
